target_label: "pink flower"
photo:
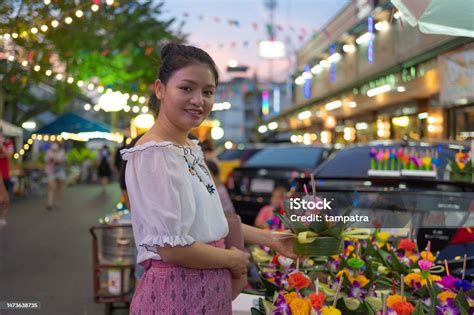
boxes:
[418,259,433,271]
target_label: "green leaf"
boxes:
[293,236,343,256]
[250,307,265,315]
[412,300,425,315]
[455,289,470,312]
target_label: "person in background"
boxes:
[205,158,235,214]
[200,139,218,163]
[97,145,112,192]
[0,129,13,226]
[0,172,9,228]
[45,142,66,210]
[254,186,287,230]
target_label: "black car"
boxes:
[297,140,474,279]
[227,144,332,224]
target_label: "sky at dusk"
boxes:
[160,0,350,82]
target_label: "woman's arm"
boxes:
[157,242,249,278]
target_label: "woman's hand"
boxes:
[228,246,250,279]
[269,233,300,260]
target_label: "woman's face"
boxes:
[155,63,216,131]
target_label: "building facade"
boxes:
[257,0,474,145]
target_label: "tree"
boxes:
[0,0,184,126]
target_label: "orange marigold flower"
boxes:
[308,292,326,310]
[289,297,312,315]
[288,272,312,290]
[398,238,417,252]
[284,292,298,305]
[392,301,414,315]
[387,294,403,308]
[437,291,457,302]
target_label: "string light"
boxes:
[30,27,38,34]
[64,17,73,24]
[132,106,140,113]
[51,20,59,28]
[12,33,18,38]
[75,10,84,18]
[45,70,52,76]
[91,4,100,12]
[40,25,48,32]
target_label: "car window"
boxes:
[218,150,243,161]
[245,147,326,169]
[315,145,457,180]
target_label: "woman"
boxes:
[122,43,296,314]
[45,142,66,210]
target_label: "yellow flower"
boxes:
[376,231,390,242]
[321,306,342,315]
[408,254,419,262]
[437,291,456,302]
[289,297,312,315]
[404,273,423,286]
[353,275,369,287]
[284,292,298,305]
[420,251,435,262]
[387,294,403,308]
[336,269,352,282]
[420,274,441,285]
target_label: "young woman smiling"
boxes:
[122,43,296,314]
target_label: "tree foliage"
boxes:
[0,0,184,125]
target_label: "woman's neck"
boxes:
[150,116,189,146]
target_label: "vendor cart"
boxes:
[90,224,136,315]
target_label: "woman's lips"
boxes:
[184,108,203,118]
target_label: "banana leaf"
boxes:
[293,236,343,256]
[412,300,426,315]
[259,274,281,297]
[455,290,470,313]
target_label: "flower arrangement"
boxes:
[448,150,472,182]
[250,232,474,315]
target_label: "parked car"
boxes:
[217,144,266,184]
[296,140,473,279]
[227,144,332,224]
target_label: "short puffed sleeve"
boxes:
[122,144,196,253]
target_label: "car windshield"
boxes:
[245,146,326,169]
[315,144,460,180]
[218,149,244,161]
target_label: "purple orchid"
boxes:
[327,259,340,272]
[370,147,377,158]
[347,281,368,301]
[437,275,459,290]
[273,292,291,315]
[436,298,460,315]
[454,279,474,292]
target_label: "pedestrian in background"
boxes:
[0,129,13,226]
[97,145,112,192]
[205,158,235,214]
[45,142,66,210]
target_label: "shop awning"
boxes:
[391,0,474,38]
[35,112,111,135]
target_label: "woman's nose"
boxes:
[190,91,204,105]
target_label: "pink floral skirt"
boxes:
[130,240,232,315]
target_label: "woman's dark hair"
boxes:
[158,43,219,87]
[148,93,160,116]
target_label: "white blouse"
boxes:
[121,140,229,263]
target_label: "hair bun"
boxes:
[160,43,181,60]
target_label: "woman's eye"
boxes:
[204,91,214,96]
[180,87,191,92]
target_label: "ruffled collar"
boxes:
[120,139,203,160]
